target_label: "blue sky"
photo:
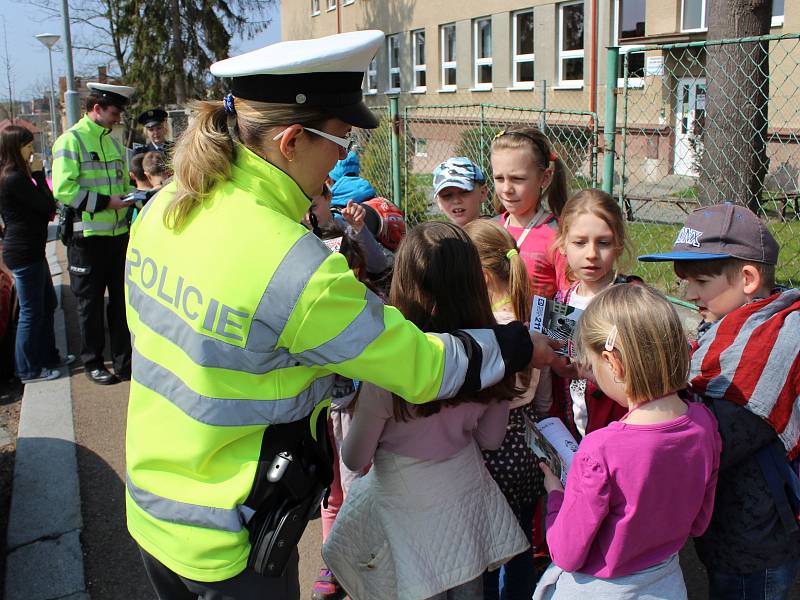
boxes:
[0,1,281,100]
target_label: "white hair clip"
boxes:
[604,325,618,352]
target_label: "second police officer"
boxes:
[52,83,135,385]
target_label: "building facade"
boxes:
[282,0,796,195]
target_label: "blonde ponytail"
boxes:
[166,101,234,230]
[464,219,532,322]
[508,251,532,323]
[165,97,334,231]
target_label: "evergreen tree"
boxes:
[124,0,273,107]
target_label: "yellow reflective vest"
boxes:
[52,115,132,237]
[125,145,472,582]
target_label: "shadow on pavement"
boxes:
[75,442,152,599]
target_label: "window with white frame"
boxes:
[441,24,457,90]
[343,0,355,5]
[558,1,584,86]
[414,138,428,157]
[473,17,493,89]
[388,35,401,92]
[681,0,707,32]
[327,0,336,11]
[366,57,378,94]
[772,0,784,27]
[512,9,535,88]
[311,0,320,15]
[412,29,427,91]
[615,0,645,86]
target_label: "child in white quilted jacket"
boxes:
[322,222,529,600]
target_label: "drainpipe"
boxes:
[589,0,598,116]
[336,0,341,33]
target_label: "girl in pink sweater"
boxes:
[534,283,721,599]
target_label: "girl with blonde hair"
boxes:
[465,219,551,598]
[551,188,642,439]
[534,284,721,599]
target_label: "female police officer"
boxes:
[124,30,564,599]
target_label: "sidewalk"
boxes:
[3,239,88,600]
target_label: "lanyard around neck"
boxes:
[503,206,549,248]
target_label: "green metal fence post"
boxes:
[619,52,630,208]
[480,103,486,172]
[602,47,619,195]
[390,96,401,208]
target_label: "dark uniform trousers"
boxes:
[67,234,131,375]
[140,547,301,600]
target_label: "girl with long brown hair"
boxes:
[323,222,529,600]
[0,125,73,383]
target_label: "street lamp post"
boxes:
[35,33,60,146]
[61,0,80,127]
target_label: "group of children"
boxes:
[310,126,800,600]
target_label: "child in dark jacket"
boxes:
[639,202,800,600]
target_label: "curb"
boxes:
[4,240,89,600]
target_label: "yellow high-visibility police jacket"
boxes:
[52,115,132,237]
[124,145,515,582]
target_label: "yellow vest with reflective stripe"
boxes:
[125,145,451,582]
[52,115,132,237]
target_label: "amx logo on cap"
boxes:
[674,227,703,248]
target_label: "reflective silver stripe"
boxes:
[247,233,331,353]
[77,177,105,187]
[79,161,110,171]
[126,474,246,532]
[109,135,124,158]
[74,220,117,232]
[66,188,89,210]
[294,288,385,366]
[54,149,80,161]
[78,177,120,187]
[460,328,505,389]
[429,332,468,399]
[86,191,99,213]
[126,277,296,373]
[132,348,334,425]
[69,130,89,158]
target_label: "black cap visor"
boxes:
[230,72,379,129]
[91,90,129,109]
[326,100,378,129]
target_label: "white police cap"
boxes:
[86,82,135,107]
[210,30,384,129]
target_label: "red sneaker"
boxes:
[311,568,345,600]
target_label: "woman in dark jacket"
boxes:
[0,125,73,383]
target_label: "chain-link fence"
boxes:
[359,33,800,291]
[395,104,599,226]
[619,33,800,290]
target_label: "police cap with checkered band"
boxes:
[209,30,383,130]
[86,82,135,109]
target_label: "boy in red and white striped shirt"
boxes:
[639,202,800,600]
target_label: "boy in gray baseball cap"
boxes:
[640,204,800,597]
[432,157,488,227]
[639,202,778,322]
